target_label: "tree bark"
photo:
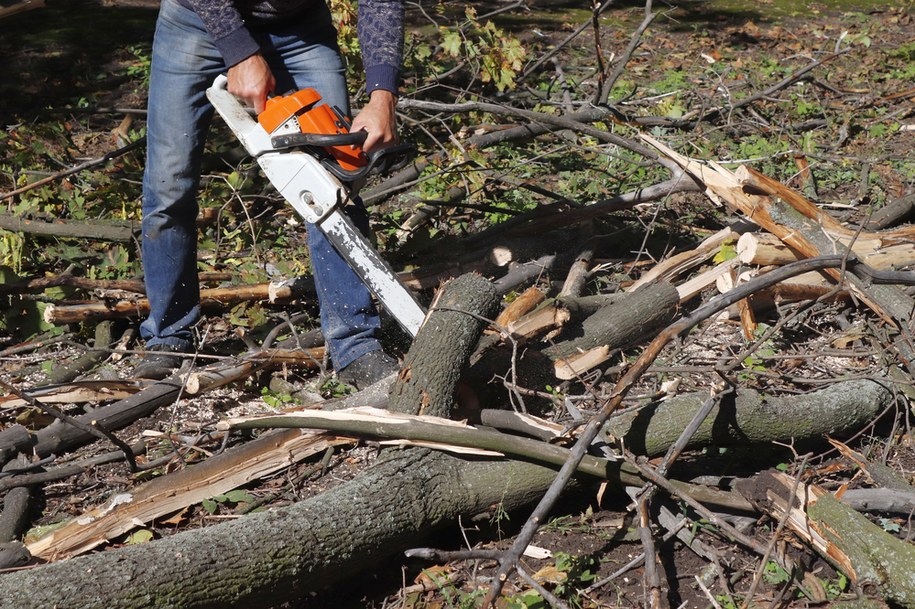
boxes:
[546,282,679,378]
[0,449,566,609]
[605,380,893,456]
[43,280,314,325]
[389,273,499,417]
[737,471,915,609]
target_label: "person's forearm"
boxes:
[186,0,259,67]
[358,0,405,94]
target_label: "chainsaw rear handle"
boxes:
[322,142,414,182]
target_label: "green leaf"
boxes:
[201,498,218,514]
[441,30,462,57]
[713,243,737,263]
[126,529,154,544]
[223,489,253,504]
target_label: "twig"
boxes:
[0,378,139,473]
[586,517,688,593]
[1,138,145,202]
[636,493,666,609]
[483,255,847,606]
[597,0,656,105]
[405,547,501,562]
[656,388,731,478]
[0,442,147,493]
[517,565,572,609]
[520,0,614,79]
[398,99,655,159]
[630,458,769,555]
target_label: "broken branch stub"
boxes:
[389,273,500,418]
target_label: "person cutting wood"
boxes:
[135,0,403,387]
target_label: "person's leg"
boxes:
[259,9,387,373]
[140,0,225,354]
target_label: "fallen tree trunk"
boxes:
[0,273,512,608]
[26,430,351,561]
[0,449,570,609]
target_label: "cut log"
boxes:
[641,134,915,327]
[737,232,803,266]
[605,380,893,456]
[546,282,679,379]
[628,223,745,291]
[389,273,500,417]
[738,231,915,270]
[43,279,315,325]
[716,268,848,310]
[494,286,545,329]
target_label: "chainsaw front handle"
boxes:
[206,75,274,157]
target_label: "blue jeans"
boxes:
[141,0,382,369]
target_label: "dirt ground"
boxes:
[2,1,915,608]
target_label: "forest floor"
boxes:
[1,1,915,608]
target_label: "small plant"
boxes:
[260,386,298,408]
[439,7,525,92]
[201,489,257,515]
[125,44,152,89]
[552,551,598,604]
[763,560,791,585]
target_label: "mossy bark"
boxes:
[605,380,892,456]
[808,495,915,608]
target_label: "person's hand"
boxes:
[227,54,275,114]
[350,89,398,153]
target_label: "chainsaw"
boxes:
[206,75,426,337]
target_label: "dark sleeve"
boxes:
[187,0,260,68]
[357,0,404,94]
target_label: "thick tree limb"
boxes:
[546,282,679,378]
[43,279,315,324]
[0,213,138,242]
[737,471,915,608]
[605,381,893,456]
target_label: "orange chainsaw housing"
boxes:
[258,88,367,172]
